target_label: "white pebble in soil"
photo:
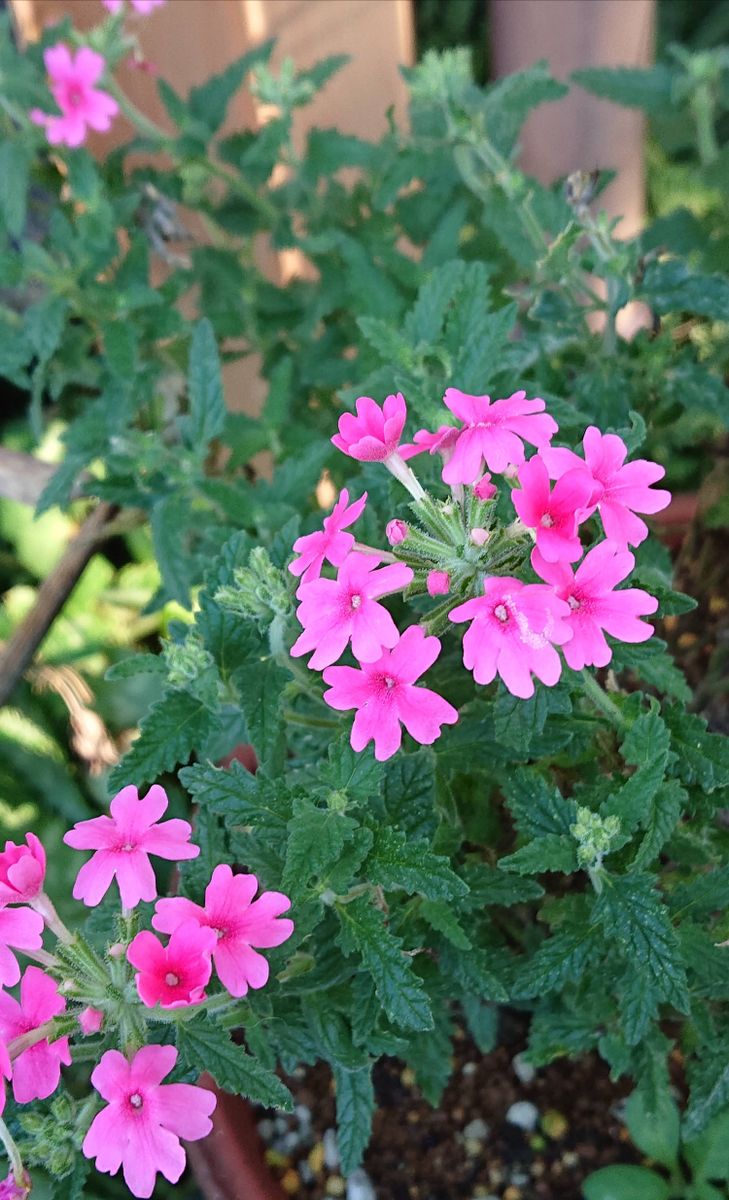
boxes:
[323,1127,340,1170]
[512,1052,536,1084]
[506,1100,539,1131]
[347,1167,377,1200]
[462,1118,489,1141]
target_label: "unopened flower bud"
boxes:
[108,942,125,960]
[504,464,519,481]
[79,1006,104,1035]
[473,474,497,501]
[427,570,450,597]
[470,527,490,547]
[386,519,408,546]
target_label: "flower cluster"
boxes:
[0,786,294,1198]
[289,389,668,755]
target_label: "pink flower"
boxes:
[63,785,199,909]
[289,489,367,585]
[0,1038,10,1117]
[470,528,490,547]
[322,625,459,761]
[104,0,165,11]
[332,393,407,461]
[0,908,44,988]
[473,474,497,501]
[0,967,70,1103]
[153,865,294,998]
[541,426,671,546]
[532,542,658,670]
[400,424,460,465]
[127,921,216,1009]
[0,1170,31,1200]
[512,456,595,563]
[83,1044,215,1199]
[291,552,413,670]
[78,1007,104,1035]
[440,389,558,484]
[30,45,118,149]
[386,519,408,546]
[0,834,45,904]
[427,570,450,597]
[449,578,572,698]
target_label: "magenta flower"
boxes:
[332,393,407,461]
[0,834,45,905]
[512,455,596,563]
[473,474,497,501]
[400,424,460,465]
[78,1007,104,1036]
[532,541,658,670]
[322,625,458,761]
[291,552,413,669]
[386,519,409,546]
[449,577,572,698]
[104,0,165,11]
[440,389,558,484]
[541,426,671,547]
[127,921,216,1009]
[0,1037,10,1117]
[0,908,44,988]
[0,967,71,1103]
[289,488,367,585]
[0,1170,30,1200]
[30,45,118,149]
[63,784,199,909]
[427,570,450,597]
[153,865,294,998]
[83,1044,216,1199]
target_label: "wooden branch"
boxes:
[0,502,117,708]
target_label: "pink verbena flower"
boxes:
[0,1038,10,1117]
[30,45,118,149]
[532,542,659,670]
[0,1170,31,1200]
[127,920,216,1009]
[104,0,165,12]
[440,389,558,485]
[83,1044,216,1199]
[541,426,671,547]
[449,578,572,698]
[152,865,294,998]
[289,488,367,585]
[332,393,407,461]
[0,908,44,987]
[291,552,413,670]
[78,1007,104,1035]
[427,570,450,597]
[63,784,199,909]
[0,834,45,904]
[400,424,460,465]
[322,625,458,761]
[512,455,596,563]
[0,967,70,1103]
[386,519,408,546]
[473,474,497,501]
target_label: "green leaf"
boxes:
[582,1165,670,1200]
[501,768,577,838]
[304,128,376,178]
[461,996,499,1053]
[151,495,197,606]
[319,737,383,804]
[185,318,226,449]
[332,1062,374,1175]
[337,897,433,1032]
[624,1086,680,1170]
[482,61,569,155]
[109,688,217,789]
[106,654,167,680]
[461,863,544,907]
[404,259,468,344]
[102,322,138,379]
[438,943,508,1003]
[572,64,674,112]
[499,833,578,875]
[664,705,729,793]
[685,1044,729,1139]
[234,657,287,771]
[283,796,359,899]
[420,899,471,950]
[188,41,274,134]
[516,923,595,997]
[180,761,291,837]
[631,780,685,869]
[383,750,437,840]
[0,140,30,236]
[602,711,674,835]
[177,1018,293,1109]
[684,1109,729,1182]
[404,1005,453,1105]
[26,296,67,365]
[641,261,729,321]
[366,828,468,900]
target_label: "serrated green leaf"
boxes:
[602,711,674,835]
[283,796,358,898]
[106,654,167,680]
[177,1018,293,1109]
[109,689,217,789]
[0,139,30,236]
[186,318,226,449]
[404,1004,453,1105]
[461,863,544,907]
[461,996,499,1053]
[234,657,287,771]
[420,899,471,949]
[332,1062,374,1175]
[180,760,290,835]
[499,833,578,875]
[572,64,674,112]
[336,897,433,1032]
[438,943,508,1003]
[404,259,468,344]
[319,737,383,804]
[367,828,467,900]
[631,780,685,869]
[500,768,577,838]
[516,923,595,997]
[685,1043,729,1139]
[664,705,729,792]
[383,750,437,840]
[624,1086,679,1170]
[188,40,274,134]
[102,322,138,379]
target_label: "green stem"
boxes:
[580,670,627,730]
[691,83,719,167]
[0,1116,26,1189]
[107,78,173,144]
[283,708,339,730]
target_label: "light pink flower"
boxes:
[289,489,367,585]
[332,393,407,462]
[83,1044,215,1199]
[470,528,490,547]
[0,967,70,1103]
[0,834,46,905]
[127,920,216,1009]
[541,426,671,547]
[291,552,413,670]
[532,542,658,670]
[63,785,199,909]
[0,908,44,988]
[449,577,572,698]
[386,519,408,546]
[512,455,595,563]
[30,45,118,149]
[78,1007,104,1035]
[473,474,497,501]
[440,389,558,484]
[152,865,294,998]
[427,570,450,597]
[322,625,458,761]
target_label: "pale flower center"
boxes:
[494,603,509,623]
[384,676,396,690]
[165,972,180,987]
[540,513,554,528]
[214,927,227,940]
[121,843,135,853]
[568,594,581,611]
[350,594,362,610]
[66,83,84,109]
[129,1093,143,1110]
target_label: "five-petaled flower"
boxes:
[0,834,46,905]
[512,455,596,563]
[127,921,216,1009]
[289,488,367,586]
[439,388,558,484]
[291,552,413,670]
[83,1044,216,1199]
[64,785,199,909]
[0,908,44,989]
[0,967,71,1103]
[30,45,118,148]
[153,865,294,998]
[332,393,407,462]
[322,625,458,760]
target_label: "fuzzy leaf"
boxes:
[283,796,359,898]
[0,139,30,236]
[664,705,729,792]
[337,897,433,1032]
[499,833,578,875]
[188,41,273,134]
[500,768,577,837]
[366,828,468,900]
[332,1062,375,1175]
[177,1018,293,1109]
[185,318,226,449]
[109,689,217,789]
[572,64,674,112]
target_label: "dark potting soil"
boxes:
[258,1016,644,1200]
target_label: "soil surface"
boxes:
[258,1015,643,1200]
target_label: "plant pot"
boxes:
[653,491,699,551]
[189,1081,287,1200]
